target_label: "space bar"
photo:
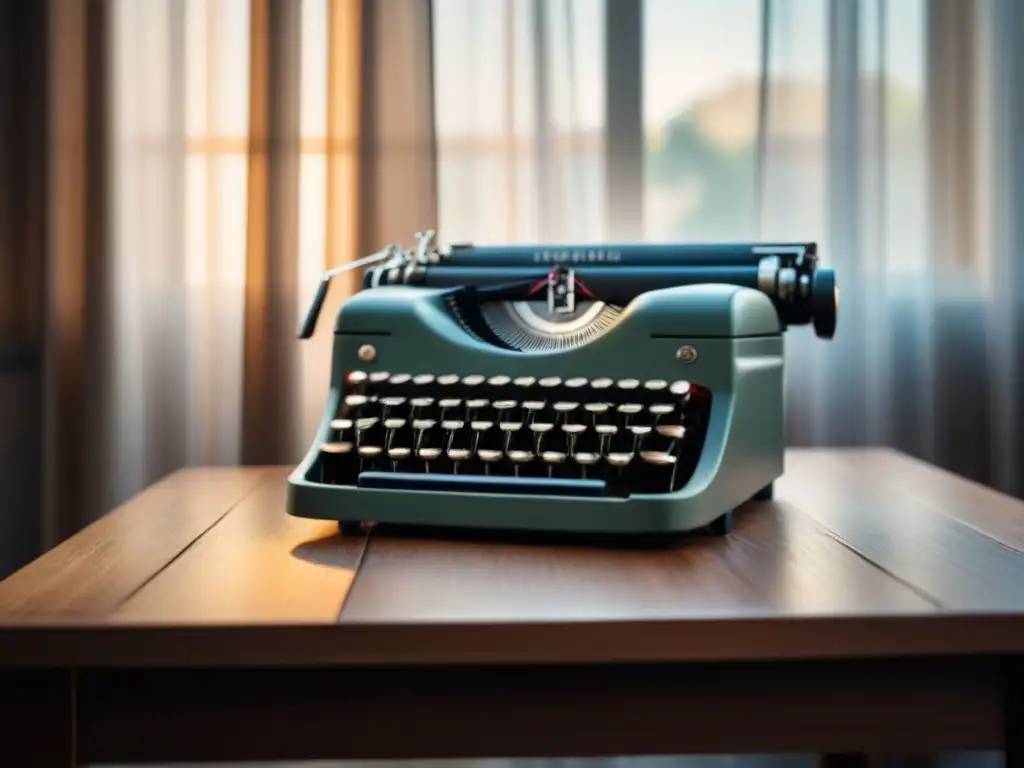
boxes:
[356,471,609,497]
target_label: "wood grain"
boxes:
[833,447,1024,551]
[775,450,1024,611]
[0,466,267,617]
[2,450,1024,669]
[337,497,933,623]
[115,469,368,623]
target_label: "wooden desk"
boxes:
[0,448,1022,766]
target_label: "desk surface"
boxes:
[2,447,1024,668]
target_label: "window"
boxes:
[432,0,605,244]
[433,0,948,282]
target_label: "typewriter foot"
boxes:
[339,520,366,536]
[752,482,774,501]
[708,510,734,536]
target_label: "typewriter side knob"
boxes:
[811,267,838,339]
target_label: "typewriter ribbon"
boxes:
[288,230,838,538]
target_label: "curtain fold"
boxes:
[241,0,303,465]
[42,0,113,545]
[359,0,438,250]
[0,0,438,565]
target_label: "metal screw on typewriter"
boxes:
[287,230,839,538]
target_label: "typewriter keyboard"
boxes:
[316,371,711,496]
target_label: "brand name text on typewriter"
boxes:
[287,231,839,536]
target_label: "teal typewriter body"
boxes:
[287,232,838,537]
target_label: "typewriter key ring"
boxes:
[507,450,533,476]
[629,425,652,452]
[418,447,442,472]
[595,423,617,454]
[447,448,471,473]
[574,452,600,478]
[478,449,502,474]
[542,451,566,477]
[607,452,634,478]
[388,446,410,471]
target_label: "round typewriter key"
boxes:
[478,449,502,462]
[412,419,436,430]
[358,445,382,458]
[347,371,368,385]
[409,397,435,408]
[388,373,411,385]
[384,418,406,430]
[617,403,644,414]
[514,376,536,387]
[606,452,634,467]
[529,422,554,432]
[437,374,460,386]
[553,401,579,412]
[565,377,588,388]
[649,403,675,416]
[617,378,640,390]
[413,374,435,385]
[380,396,407,407]
[541,450,566,475]
[330,418,353,431]
[321,441,353,454]
[466,398,490,409]
[539,376,561,388]
[508,452,535,475]
[656,425,686,439]
[369,371,390,384]
[356,417,379,430]
[523,400,546,411]
[584,402,609,413]
[438,398,462,409]
[574,452,600,478]
[418,447,442,460]
[388,447,411,459]
[629,425,652,436]
[595,424,619,435]
[442,420,465,430]
[591,378,613,389]
[344,394,369,407]
[471,420,494,431]
[448,448,471,461]
[499,422,524,432]
[562,423,587,434]
[507,450,534,468]
[488,374,512,386]
[640,451,676,465]
[644,379,668,391]
[461,374,486,386]
[493,400,518,410]
[669,380,691,397]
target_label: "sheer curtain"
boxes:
[24,0,435,547]
[433,0,1024,499]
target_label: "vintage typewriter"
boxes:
[287,230,838,536]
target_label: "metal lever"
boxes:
[297,246,403,339]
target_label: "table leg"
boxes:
[0,669,76,766]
